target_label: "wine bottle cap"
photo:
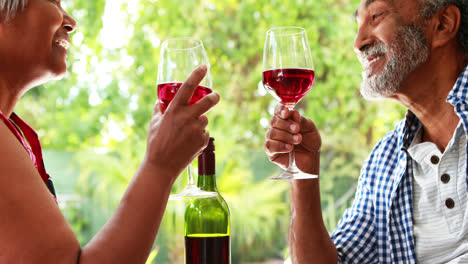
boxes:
[202,137,215,153]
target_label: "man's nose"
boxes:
[354,24,375,54]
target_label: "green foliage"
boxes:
[146,248,159,264]
[16,0,407,262]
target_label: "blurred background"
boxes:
[16,0,406,263]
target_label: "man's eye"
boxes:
[372,12,383,20]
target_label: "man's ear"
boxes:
[430,4,461,49]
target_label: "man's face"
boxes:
[354,0,430,100]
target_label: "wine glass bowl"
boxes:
[158,82,213,112]
[157,37,214,113]
[157,37,217,199]
[262,26,318,180]
[262,68,315,110]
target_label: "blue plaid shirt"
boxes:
[331,64,468,263]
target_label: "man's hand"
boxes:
[265,104,321,175]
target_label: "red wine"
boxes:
[157,82,213,112]
[262,68,315,107]
[185,235,230,264]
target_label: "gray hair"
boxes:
[421,0,468,58]
[0,0,27,21]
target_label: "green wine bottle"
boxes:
[184,137,230,264]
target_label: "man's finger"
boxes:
[291,110,301,123]
[265,139,293,156]
[300,116,319,133]
[190,92,220,117]
[266,127,302,145]
[270,115,300,134]
[274,104,291,120]
[171,65,208,106]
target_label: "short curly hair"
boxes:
[421,0,468,58]
[0,0,27,21]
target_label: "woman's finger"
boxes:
[190,92,220,117]
[199,115,209,128]
[171,65,207,106]
[153,98,162,115]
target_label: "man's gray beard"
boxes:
[359,24,430,100]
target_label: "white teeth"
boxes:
[367,55,382,65]
[56,39,69,49]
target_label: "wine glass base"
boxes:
[169,184,218,201]
[270,168,318,180]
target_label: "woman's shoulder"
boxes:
[0,114,28,157]
[0,110,8,122]
[0,111,25,144]
[0,112,38,171]
[0,114,77,262]
[0,111,15,137]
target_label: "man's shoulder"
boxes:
[359,118,407,181]
[369,118,406,158]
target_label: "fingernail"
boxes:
[281,110,287,118]
[212,92,220,102]
[200,64,207,73]
[293,135,299,142]
[290,124,297,131]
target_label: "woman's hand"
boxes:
[144,65,220,180]
[265,105,321,175]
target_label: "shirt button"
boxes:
[441,174,451,183]
[430,155,440,165]
[445,198,455,209]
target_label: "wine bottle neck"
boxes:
[198,151,215,175]
[197,174,218,192]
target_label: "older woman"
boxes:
[0,0,219,263]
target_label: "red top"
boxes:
[0,112,57,201]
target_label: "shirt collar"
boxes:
[446,64,468,106]
[408,120,464,164]
[401,110,422,151]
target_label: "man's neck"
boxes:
[391,56,467,152]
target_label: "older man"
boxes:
[265,0,468,263]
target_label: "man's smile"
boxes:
[362,53,386,77]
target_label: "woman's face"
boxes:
[0,0,76,86]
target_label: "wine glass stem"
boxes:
[187,163,195,186]
[289,150,296,170]
[286,105,298,172]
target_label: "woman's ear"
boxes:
[431,4,461,49]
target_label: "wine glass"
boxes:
[262,26,318,180]
[157,37,217,200]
